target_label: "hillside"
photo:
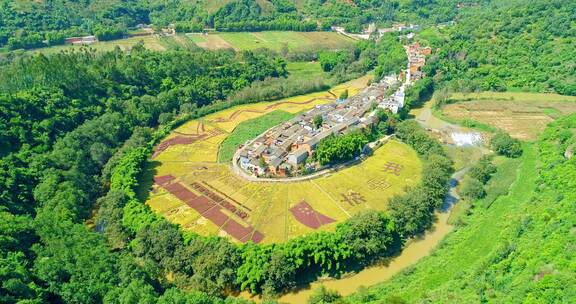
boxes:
[1,0,462,50]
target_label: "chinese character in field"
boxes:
[383,161,403,176]
[367,179,391,190]
[341,190,366,206]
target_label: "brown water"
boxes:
[239,212,454,304]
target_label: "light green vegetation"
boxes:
[217,110,295,162]
[194,31,355,52]
[285,61,329,82]
[348,142,537,303]
[445,146,485,171]
[477,156,522,209]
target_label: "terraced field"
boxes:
[441,92,576,140]
[146,75,422,244]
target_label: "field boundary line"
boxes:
[309,180,351,218]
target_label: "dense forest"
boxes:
[0,0,467,49]
[0,46,288,302]
[420,0,575,95]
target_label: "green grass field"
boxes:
[217,110,295,162]
[348,142,538,303]
[9,31,354,57]
[285,61,328,81]
[189,31,355,52]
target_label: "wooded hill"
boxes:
[1,0,465,49]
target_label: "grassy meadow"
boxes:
[6,31,353,56]
[187,31,355,51]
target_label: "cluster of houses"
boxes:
[333,23,421,40]
[236,77,404,177]
[404,42,432,82]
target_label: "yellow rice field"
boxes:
[146,75,422,243]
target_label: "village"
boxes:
[235,42,430,178]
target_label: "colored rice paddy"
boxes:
[146,75,422,243]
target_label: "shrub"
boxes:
[468,156,497,184]
[491,132,522,158]
[461,178,486,200]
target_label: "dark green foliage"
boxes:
[374,34,408,79]
[228,77,328,105]
[318,50,353,72]
[468,156,497,184]
[400,78,434,118]
[491,132,523,158]
[0,0,463,48]
[315,132,369,165]
[0,46,287,303]
[426,0,575,95]
[94,26,126,41]
[313,115,324,129]
[339,89,348,100]
[394,120,445,156]
[236,211,399,294]
[174,22,204,33]
[390,121,453,237]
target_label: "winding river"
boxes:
[239,99,484,303]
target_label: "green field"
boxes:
[348,143,540,302]
[9,31,354,57]
[188,31,355,52]
[217,110,295,162]
[285,61,328,81]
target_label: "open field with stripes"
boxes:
[186,31,355,52]
[16,31,354,56]
[440,92,576,140]
[146,75,422,244]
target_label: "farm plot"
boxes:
[189,31,355,52]
[441,92,576,140]
[146,75,422,244]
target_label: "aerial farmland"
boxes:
[146,76,422,243]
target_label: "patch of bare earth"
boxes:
[442,100,576,140]
[197,35,236,51]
